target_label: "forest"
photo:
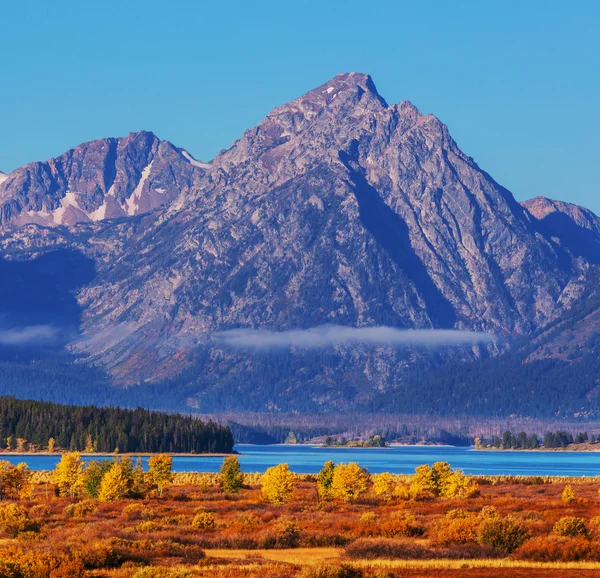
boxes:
[0,396,234,454]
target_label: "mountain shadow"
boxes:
[0,248,96,358]
[339,150,456,328]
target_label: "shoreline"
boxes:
[0,451,234,458]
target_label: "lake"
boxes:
[4,444,600,476]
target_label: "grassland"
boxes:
[3,470,600,576]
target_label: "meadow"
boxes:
[2,456,600,577]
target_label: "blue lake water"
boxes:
[4,444,600,476]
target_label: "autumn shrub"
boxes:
[345,538,430,560]
[136,520,160,533]
[430,509,479,545]
[29,503,51,519]
[379,512,424,538]
[262,464,295,504]
[64,499,98,518]
[479,505,498,519]
[0,550,85,578]
[0,503,38,537]
[122,502,156,520]
[515,535,600,562]
[562,484,576,503]
[73,539,122,568]
[132,567,193,578]
[162,515,185,526]
[553,516,589,537]
[275,520,302,547]
[298,563,363,578]
[477,514,530,553]
[192,510,216,530]
[393,483,411,500]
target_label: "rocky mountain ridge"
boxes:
[1,72,599,413]
[0,131,210,227]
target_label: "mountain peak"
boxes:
[301,71,388,108]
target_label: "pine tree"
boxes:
[219,456,244,494]
[317,460,335,500]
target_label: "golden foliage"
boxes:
[52,452,85,498]
[331,462,369,503]
[372,472,395,501]
[410,461,479,499]
[192,510,216,530]
[553,516,589,537]
[261,463,295,504]
[98,460,133,502]
[147,454,174,497]
[0,461,32,500]
[562,484,576,503]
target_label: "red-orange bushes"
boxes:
[429,509,479,545]
[0,549,85,578]
[515,535,600,562]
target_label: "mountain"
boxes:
[0,131,209,227]
[0,72,599,415]
[522,196,600,263]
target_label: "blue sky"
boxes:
[1,0,599,212]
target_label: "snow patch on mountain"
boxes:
[181,150,211,169]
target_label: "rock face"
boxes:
[522,196,600,263]
[0,131,209,227]
[1,72,599,411]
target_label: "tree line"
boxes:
[0,396,234,454]
[476,430,594,450]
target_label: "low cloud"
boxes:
[216,325,495,350]
[0,325,59,346]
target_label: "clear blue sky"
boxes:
[1,0,599,212]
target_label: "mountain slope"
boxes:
[0,131,209,227]
[0,72,598,413]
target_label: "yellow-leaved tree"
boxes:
[410,462,478,500]
[331,462,369,503]
[0,462,32,501]
[98,460,133,502]
[261,463,295,504]
[147,455,173,497]
[52,452,85,498]
[372,472,395,501]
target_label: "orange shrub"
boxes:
[516,535,600,562]
[430,509,479,545]
[552,516,589,537]
[379,512,424,538]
